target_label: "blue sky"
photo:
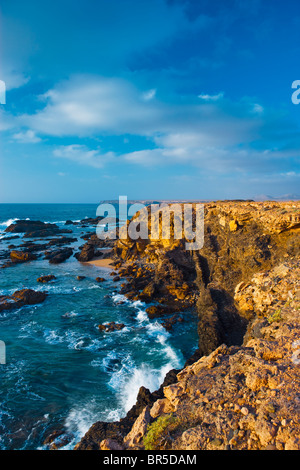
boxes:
[0,0,300,202]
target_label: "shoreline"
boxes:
[83,257,115,270]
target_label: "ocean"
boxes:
[0,204,198,450]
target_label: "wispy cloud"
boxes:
[53,144,116,168]
[12,130,42,143]
[5,74,300,180]
[198,92,224,101]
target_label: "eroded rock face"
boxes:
[113,201,299,348]
[135,259,300,451]
[74,201,300,451]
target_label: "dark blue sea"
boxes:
[0,204,198,450]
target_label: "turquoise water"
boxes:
[0,204,198,450]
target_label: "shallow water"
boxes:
[0,204,198,449]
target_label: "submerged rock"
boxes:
[98,322,125,332]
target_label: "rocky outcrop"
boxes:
[37,275,56,283]
[98,322,125,332]
[44,247,73,264]
[137,258,300,450]
[0,289,48,312]
[75,233,114,262]
[5,220,72,238]
[74,243,96,262]
[112,201,299,347]
[74,370,179,450]
[10,250,37,263]
[74,200,300,451]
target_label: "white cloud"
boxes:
[142,88,157,101]
[11,75,300,177]
[13,130,42,143]
[53,144,116,168]
[198,92,224,101]
[22,76,161,137]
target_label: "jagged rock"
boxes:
[150,398,174,418]
[37,275,56,283]
[98,322,125,332]
[100,439,124,450]
[0,289,47,312]
[123,406,151,449]
[75,201,300,451]
[10,250,37,263]
[74,243,95,262]
[5,220,72,238]
[44,247,73,264]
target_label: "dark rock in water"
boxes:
[161,314,184,331]
[65,220,79,226]
[37,275,56,283]
[10,250,38,263]
[2,235,20,241]
[145,305,180,319]
[112,276,120,282]
[98,322,125,332]
[5,220,72,238]
[24,228,72,238]
[77,275,86,281]
[74,242,95,262]
[44,247,73,264]
[95,277,105,282]
[79,216,105,225]
[5,220,51,233]
[46,237,77,246]
[19,242,48,252]
[80,216,104,225]
[43,428,75,450]
[80,216,120,226]
[0,289,47,312]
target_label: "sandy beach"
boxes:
[84,257,115,269]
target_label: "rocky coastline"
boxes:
[1,201,299,450]
[73,200,300,451]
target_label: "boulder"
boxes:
[98,322,125,332]
[44,247,73,264]
[0,289,47,312]
[5,220,72,238]
[123,406,151,449]
[10,250,37,263]
[74,243,95,262]
[37,275,56,283]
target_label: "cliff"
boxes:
[75,200,300,451]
